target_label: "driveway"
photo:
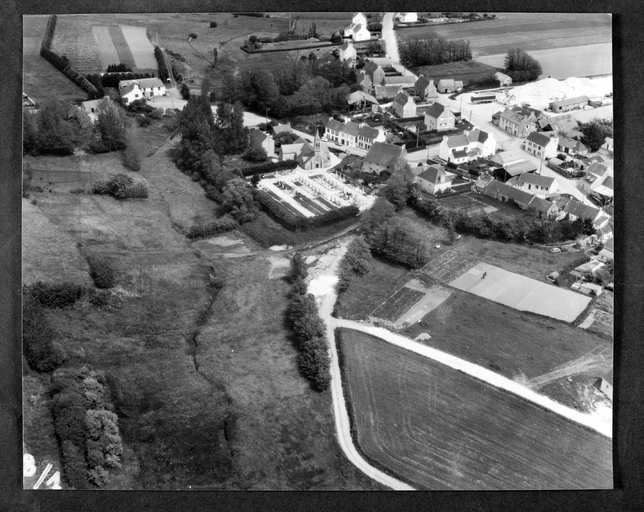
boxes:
[381,13,400,63]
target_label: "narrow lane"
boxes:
[381,13,400,63]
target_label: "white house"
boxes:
[436,79,464,93]
[119,78,166,102]
[120,83,144,105]
[438,129,496,162]
[338,41,357,63]
[508,173,559,197]
[395,12,418,23]
[351,12,368,27]
[350,24,371,41]
[415,165,454,195]
[392,91,417,118]
[356,124,386,151]
[524,131,558,160]
[424,102,455,132]
[325,119,361,148]
[363,142,407,174]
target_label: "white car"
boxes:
[550,247,561,253]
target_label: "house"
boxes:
[598,238,614,262]
[356,124,386,151]
[374,84,403,100]
[120,83,144,105]
[356,73,373,93]
[499,185,536,209]
[338,41,357,62]
[490,149,528,168]
[602,137,614,152]
[509,173,559,197]
[346,90,380,112]
[415,165,454,195]
[596,369,613,400]
[557,136,588,156]
[438,129,496,163]
[524,132,558,159]
[424,103,455,132]
[527,195,559,218]
[577,154,605,170]
[280,131,331,170]
[324,119,361,148]
[550,96,589,113]
[394,12,418,23]
[362,142,407,174]
[577,162,612,196]
[271,123,292,136]
[562,199,602,223]
[64,104,93,130]
[119,78,166,100]
[249,128,275,156]
[596,223,614,243]
[392,91,417,118]
[436,79,464,93]
[382,75,417,88]
[414,75,439,102]
[348,23,371,41]
[494,71,513,86]
[81,99,102,114]
[538,114,580,136]
[361,62,386,89]
[498,106,543,138]
[350,12,368,27]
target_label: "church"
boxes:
[279,129,332,170]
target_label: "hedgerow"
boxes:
[186,216,238,239]
[154,46,170,82]
[23,291,68,373]
[92,174,149,200]
[86,255,116,289]
[40,48,99,98]
[100,72,154,89]
[29,282,85,309]
[240,159,297,176]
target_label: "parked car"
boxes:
[550,247,561,253]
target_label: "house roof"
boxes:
[446,134,469,148]
[280,142,306,156]
[438,79,454,87]
[81,99,102,109]
[526,131,554,147]
[121,83,141,96]
[516,173,556,189]
[563,199,600,220]
[551,96,589,108]
[604,238,614,253]
[340,121,361,137]
[384,75,416,85]
[504,160,537,176]
[363,61,380,75]
[417,165,453,184]
[357,125,379,139]
[415,76,433,90]
[494,71,512,82]
[602,369,613,386]
[340,41,352,51]
[503,186,535,204]
[491,149,525,166]
[424,102,450,119]
[272,123,292,135]
[364,142,405,167]
[467,129,489,144]
[452,149,468,159]
[374,84,403,98]
[250,129,270,144]
[527,195,556,213]
[586,161,610,179]
[326,119,344,132]
[393,91,413,106]
[485,180,510,196]
[346,90,379,105]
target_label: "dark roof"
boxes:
[326,119,344,132]
[424,102,449,119]
[563,199,600,220]
[603,369,613,386]
[452,149,468,159]
[250,129,270,144]
[528,195,556,213]
[393,91,413,106]
[551,96,589,108]
[340,41,351,51]
[357,125,379,139]
[526,131,554,147]
[415,76,432,90]
[272,123,292,135]
[364,142,405,167]
[363,61,380,75]
[517,173,556,189]
[601,176,614,190]
[468,129,488,144]
[485,180,510,196]
[604,238,614,253]
[446,134,469,148]
[417,165,452,184]
[504,186,535,204]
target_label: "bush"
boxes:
[146,108,164,120]
[189,33,198,39]
[29,281,85,309]
[210,21,218,28]
[87,255,116,289]
[180,83,191,100]
[186,216,238,239]
[23,292,68,372]
[242,146,268,162]
[61,440,89,489]
[92,174,148,200]
[106,63,132,73]
[240,159,297,177]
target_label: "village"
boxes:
[20,11,614,493]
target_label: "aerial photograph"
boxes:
[22,11,613,490]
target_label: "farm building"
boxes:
[494,72,513,86]
[80,99,102,114]
[497,106,543,138]
[363,142,407,174]
[249,128,275,156]
[527,195,559,218]
[437,79,464,93]
[338,41,357,63]
[424,103,455,132]
[415,165,454,195]
[524,132,559,159]
[550,96,589,113]
[346,90,380,112]
[508,173,559,197]
[439,129,496,163]
[119,78,166,99]
[374,84,403,100]
[415,75,439,102]
[392,91,417,118]
[395,12,418,23]
[557,136,588,157]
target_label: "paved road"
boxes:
[381,13,400,63]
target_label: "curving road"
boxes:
[381,13,400,63]
[312,240,611,489]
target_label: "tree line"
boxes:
[503,48,543,82]
[399,34,472,68]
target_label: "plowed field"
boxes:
[339,329,613,490]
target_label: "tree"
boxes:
[579,119,612,152]
[23,109,39,155]
[504,48,542,82]
[242,145,268,162]
[180,83,191,100]
[221,178,258,223]
[123,119,145,171]
[34,100,77,155]
[360,196,396,238]
[95,99,127,151]
[330,30,342,43]
[381,161,415,210]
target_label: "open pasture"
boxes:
[108,25,137,71]
[338,329,612,490]
[449,262,591,322]
[50,15,101,72]
[400,13,612,57]
[92,26,121,69]
[120,25,158,70]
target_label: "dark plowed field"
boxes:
[339,329,612,490]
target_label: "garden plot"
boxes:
[449,262,591,323]
[421,250,479,284]
[120,25,158,70]
[92,26,121,69]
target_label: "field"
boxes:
[107,26,137,71]
[23,16,87,103]
[449,262,591,322]
[421,250,479,284]
[369,287,425,323]
[400,13,612,57]
[120,25,158,69]
[338,329,612,490]
[91,26,121,69]
[50,15,102,72]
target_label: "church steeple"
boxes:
[314,125,321,153]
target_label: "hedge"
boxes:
[41,14,57,51]
[40,48,98,98]
[186,216,238,239]
[255,189,359,231]
[29,282,85,309]
[170,60,183,82]
[23,292,68,372]
[154,46,170,82]
[241,159,297,177]
[86,255,116,289]
[100,72,154,89]
[92,174,149,200]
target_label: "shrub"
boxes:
[87,255,116,289]
[29,282,84,309]
[106,63,132,73]
[146,108,163,120]
[210,21,218,28]
[61,441,89,489]
[189,33,198,39]
[92,174,148,200]
[154,46,170,82]
[242,146,268,162]
[240,159,297,177]
[186,216,238,239]
[180,83,191,100]
[22,293,68,372]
